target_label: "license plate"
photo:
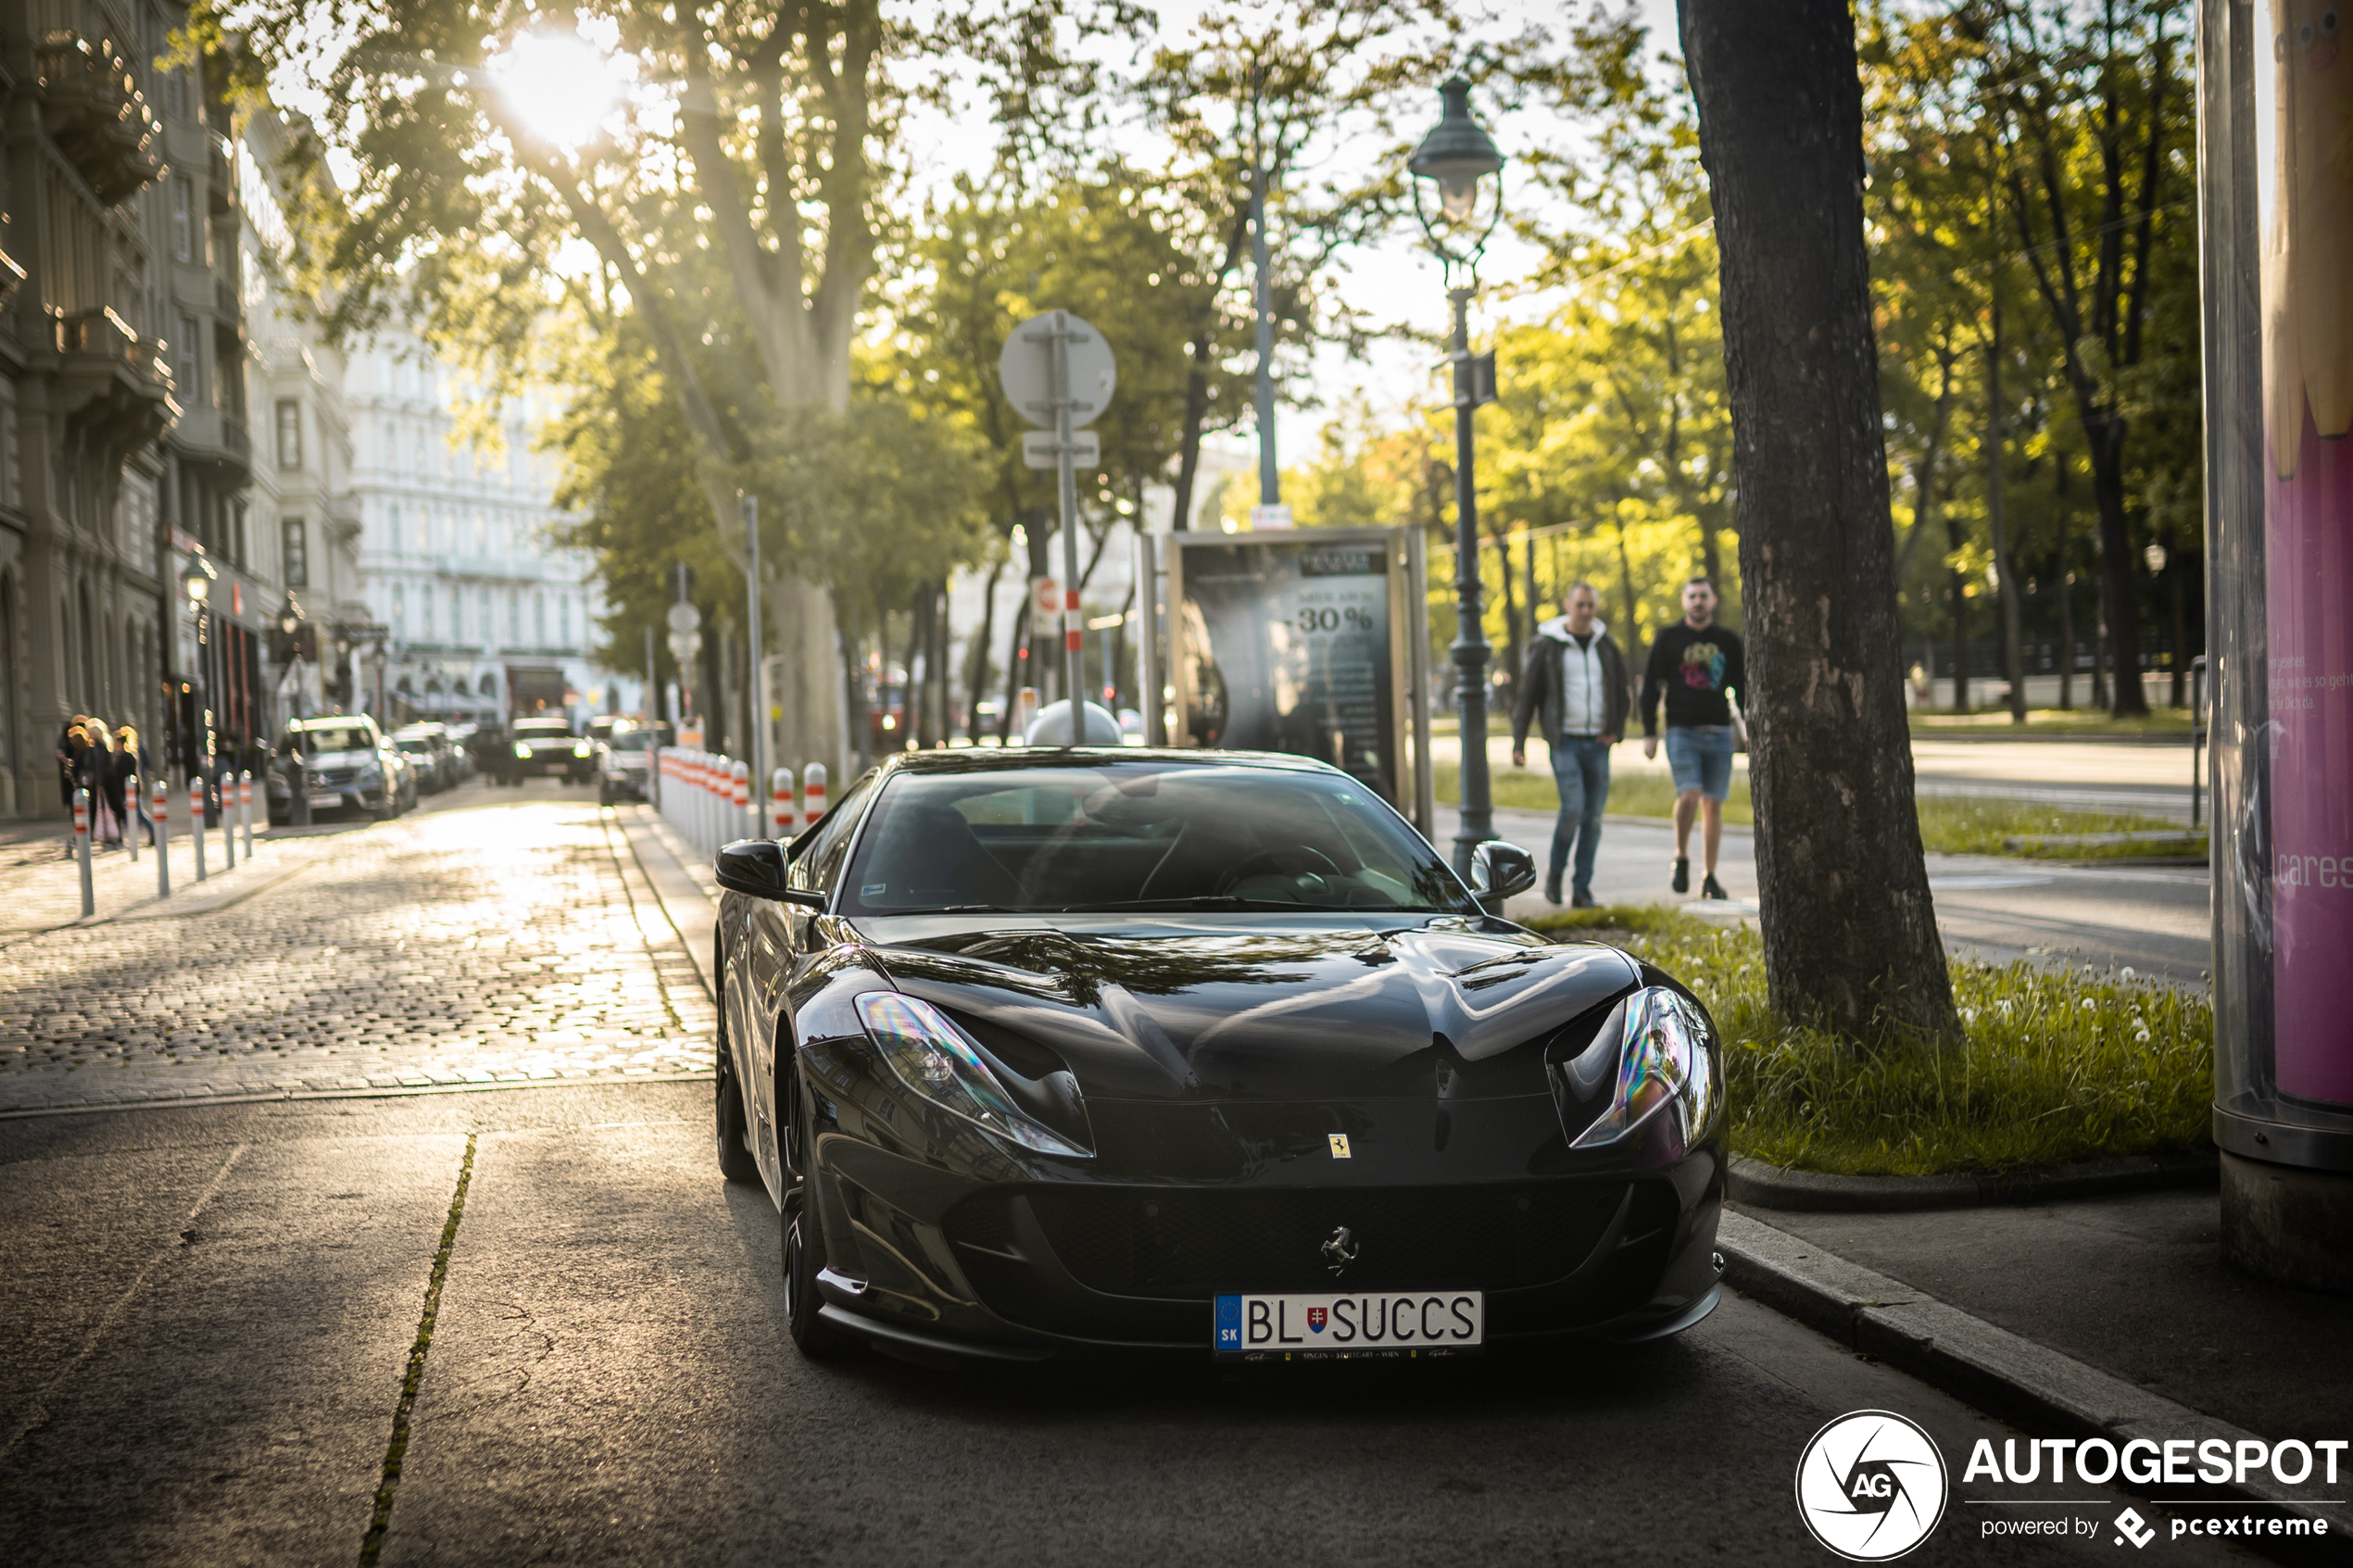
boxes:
[1213,1291,1484,1358]
[309,793,342,807]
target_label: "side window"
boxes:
[790,772,877,893]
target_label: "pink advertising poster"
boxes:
[2263,0,2353,1105]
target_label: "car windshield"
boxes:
[837,762,1474,916]
[605,730,655,752]
[515,721,572,739]
[395,739,433,754]
[284,724,372,756]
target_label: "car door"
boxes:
[746,770,878,1202]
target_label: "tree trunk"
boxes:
[2085,422,2145,715]
[965,555,1003,743]
[1616,520,1641,646]
[999,598,1030,745]
[1491,523,1522,686]
[2054,457,2075,709]
[1985,310,2026,723]
[1944,505,1969,714]
[2167,561,2188,709]
[1679,0,1957,1044]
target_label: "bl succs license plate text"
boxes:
[1214,1292,1484,1359]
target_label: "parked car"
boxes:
[268,716,399,822]
[595,722,659,805]
[384,743,421,812]
[506,715,596,784]
[444,722,479,781]
[711,748,1721,1363]
[391,722,459,793]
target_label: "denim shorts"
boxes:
[1665,725,1737,801]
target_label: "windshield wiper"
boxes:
[880,904,1020,915]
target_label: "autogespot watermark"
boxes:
[1795,1411,1950,1561]
[1796,1413,2345,1557]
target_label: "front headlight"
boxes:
[855,993,1091,1158]
[573,741,591,758]
[513,742,533,759]
[1567,987,1720,1151]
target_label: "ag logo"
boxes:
[1793,1410,1947,1561]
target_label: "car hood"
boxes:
[862,919,1639,1102]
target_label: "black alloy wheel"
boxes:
[780,1064,857,1358]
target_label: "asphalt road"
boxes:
[0,1085,2264,1568]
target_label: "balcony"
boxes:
[170,403,252,483]
[207,137,236,216]
[214,273,244,330]
[54,306,175,459]
[34,26,165,206]
[0,250,24,307]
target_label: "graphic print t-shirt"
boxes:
[1641,621,1745,733]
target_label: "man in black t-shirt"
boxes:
[1640,577,1745,900]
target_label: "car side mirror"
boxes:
[715,839,827,908]
[1468,839,1538,912]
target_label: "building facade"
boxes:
[343,328,620,731]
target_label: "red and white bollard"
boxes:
[732,759,751,844]
[241,771,256,857]
[189,775,208,883]
[73,787,94,919]
[126,773,140,864]
[152,777,170,898]
[218,770,235,870]
[772,769,795,840]
[802,762,827,830]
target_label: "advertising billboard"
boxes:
[1164,526,1430,833]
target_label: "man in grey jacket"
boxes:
[1511,583,1631,907]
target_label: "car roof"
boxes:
[876,746,1341,780]
[291,716,371,730]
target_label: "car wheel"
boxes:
[714,992,760,1185]
[781,1069,858,1358]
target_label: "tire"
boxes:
[714,982,761,1185]
[781,1067,858,1358]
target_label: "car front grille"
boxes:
[967,1180,1630,1298]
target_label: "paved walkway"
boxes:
[0,795,714,1116]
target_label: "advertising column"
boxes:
[2200,0,2353,1290]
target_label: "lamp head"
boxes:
[181,556,217,604]
[1409,77,1504,224]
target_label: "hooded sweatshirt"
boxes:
[1512,616,1631,749]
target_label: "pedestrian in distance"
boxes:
[1640,576,1745,902]
[55,717,92,857]
[1511,582,1630,908]
[82,724,123,847]
[111,725,146,843]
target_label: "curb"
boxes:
[1715,1211,2350,1560]
[0,1070,717,1122]
[1726,1151,2220,1211]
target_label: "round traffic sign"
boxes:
[666,601,702,634]
[999,311,1117,430]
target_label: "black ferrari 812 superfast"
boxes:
[711,748,1724,1363]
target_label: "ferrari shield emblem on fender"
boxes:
[1327,1134,1352,1158]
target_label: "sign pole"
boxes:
[1050,312,1085,721]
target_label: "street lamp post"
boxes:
[182,555,218,790]
[1408,75,1506,874]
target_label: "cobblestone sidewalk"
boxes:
[0,800,715,1114]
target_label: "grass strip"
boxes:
[358,1133,477,1568]
[1527,906,2212,1177]
[1440,761,2190,859]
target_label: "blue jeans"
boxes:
[1549,736,1612,897]
[1666,724,1736,801]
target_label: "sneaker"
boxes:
[1671,856,1690,894]
[1542,875,1563,906]
[1701,874,1729,901]
[1570,889,1598,909]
